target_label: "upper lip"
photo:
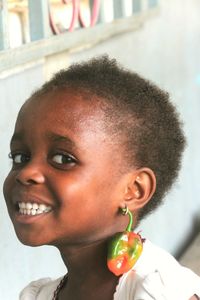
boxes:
[12,192,53,207]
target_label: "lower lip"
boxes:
[14,211,52,224]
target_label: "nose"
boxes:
[15,162,45,186]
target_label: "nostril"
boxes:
[15,176,32,185]
[15,172,45,185]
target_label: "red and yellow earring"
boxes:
[107,206,144,276]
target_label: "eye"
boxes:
[8,152,30,164]
[51,153,76,165]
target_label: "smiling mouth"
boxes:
[18,202,52,216]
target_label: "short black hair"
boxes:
[31,55,186,220]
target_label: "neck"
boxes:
[56,239,120,300]
[58,239,112,281]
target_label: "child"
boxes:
[3,56,200,300]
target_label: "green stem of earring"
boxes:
[121,207,133,232]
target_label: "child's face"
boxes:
[3,89,129,247]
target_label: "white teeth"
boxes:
[38,204,46,211]
[44,207,52,213]
[18,202,52,215]
[26,203,32,210]
[32,203,39,210]
[20,202,26,209]
[31,209,37,216]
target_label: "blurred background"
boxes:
[1,0,200,298]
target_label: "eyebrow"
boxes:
[46,132,78,150]
[10,132,24,145]
[10,131,78,151]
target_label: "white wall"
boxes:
[1,0,200,298]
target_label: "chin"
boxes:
[18,237,45,247]
[15,230,48,247]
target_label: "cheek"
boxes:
[53,170,107,203]
[54,175,114,222]
[3,173,13,203]
[3,173,16,221]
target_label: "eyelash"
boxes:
[50,152,77,166]
[8,152,30,165]
[8,151,77,168]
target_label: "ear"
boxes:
[120,168,156,211]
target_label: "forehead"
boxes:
[16,89,107,134]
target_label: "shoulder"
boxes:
[19,276,63,300]
[114,240,200,300]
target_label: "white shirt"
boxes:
[19,240,200,300]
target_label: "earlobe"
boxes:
[123,168,156,211]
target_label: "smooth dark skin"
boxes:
[3,89,196,300]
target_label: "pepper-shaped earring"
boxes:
[107,206,144,276]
